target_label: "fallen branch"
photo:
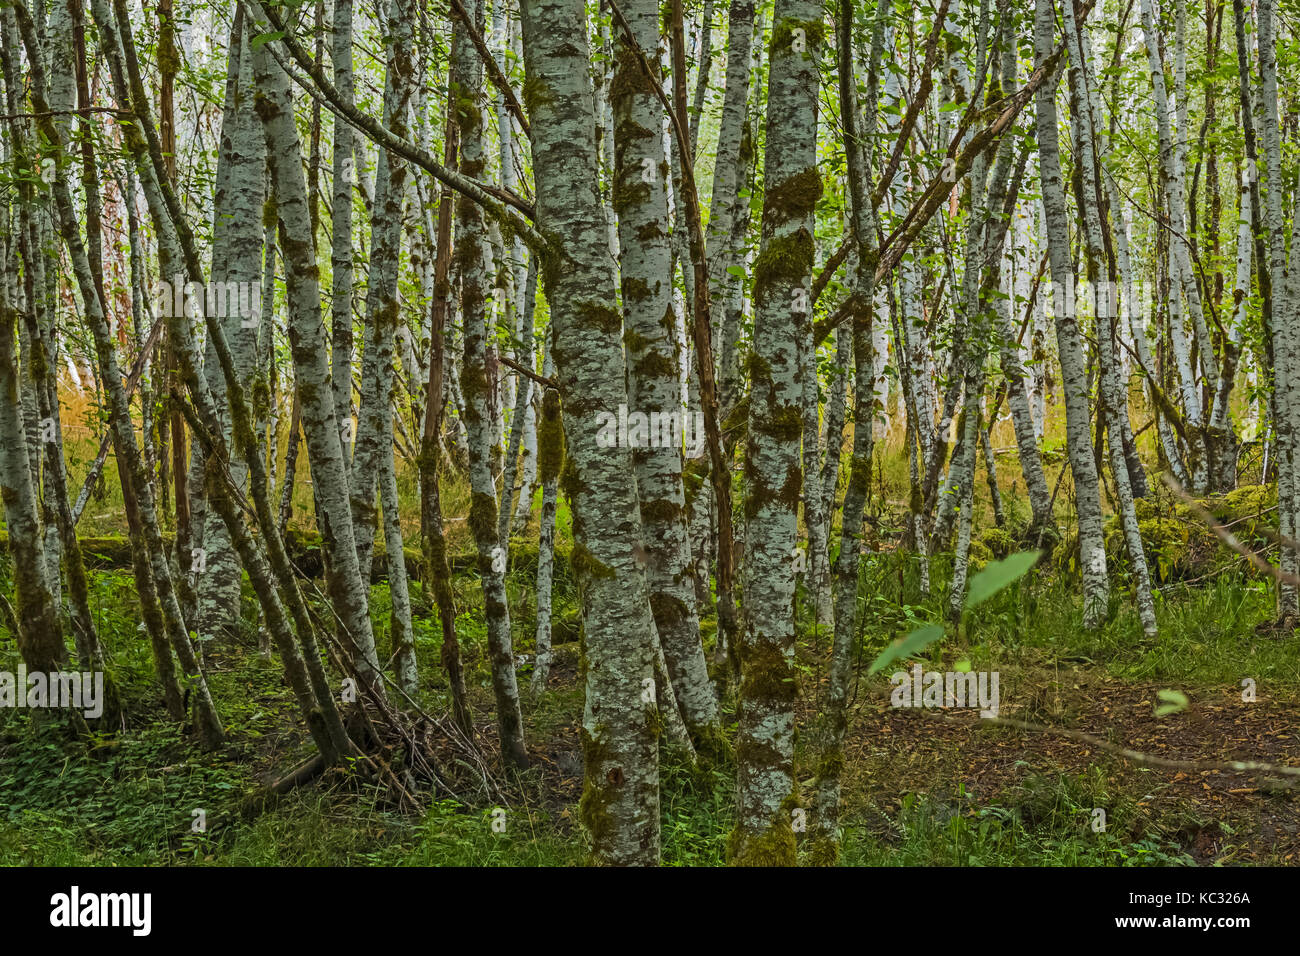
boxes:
[906,707,1300,782]
[979,714,1300,781]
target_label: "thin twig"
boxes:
[445,0,531,137]
[498,353,556,389]
[1161,472,1300,587]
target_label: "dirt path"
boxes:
[839,663,1300,863]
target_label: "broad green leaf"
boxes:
[868,623,945,676]
[1154,688,1189,717]
[251,31,285,50]
[965,550,1041,609]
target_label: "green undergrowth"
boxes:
[0,481,1294,864]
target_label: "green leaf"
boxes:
[965,550,1040,609]
[1154,689,1189,717]
[868,623,945,676]
[251,31,285,51]
[954,659,972,673]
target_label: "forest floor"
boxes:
[1,548,1296,865]
[843,667,1300,865]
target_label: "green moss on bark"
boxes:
[538,388,566,484]
[575,302,622,334]
[571,541,617,581]
[766,167,823,220]
[467,491,498,548]
[621,276,652,303]
[752,228,815,303]
[739,638,797,707]
[771,17,826,54]
[727,793,800,866]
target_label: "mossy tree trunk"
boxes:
[248,20,386,699]
[611,0,719,749]
[1063,0,1157,636]
[350,0,418,693]
[86,0,358,764]
[455,0,529,770]
[531,347,563,697]
[188,17,264,648]
[807,0,887,866]
[520,0,662,865]
[13,1,226,746]
[730,0,824,867]
[0,298,66,675]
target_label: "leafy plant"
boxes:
[868,551,1040,675]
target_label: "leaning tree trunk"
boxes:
[13,1,226,746]
[249,24,386,697]
[88,0,358,764]
[611,0,720,748]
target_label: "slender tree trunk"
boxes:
[1035,0,1109,628]
[418,24,473,736]
[14,2,226,745]
[190,17,264,646]
[731,0,825,867]
[1257,0,1300,618]
[0,298,66,675]
[611,0,720,748]
[500,261,538,546]
[89,0,358,764]
[249,25,386,698]
[331,0,357,477]
[806,0,890,865]
[455,0,529,770]
[531,346,563,696]
[520,0,662,864]
[1063,0,1157,635]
